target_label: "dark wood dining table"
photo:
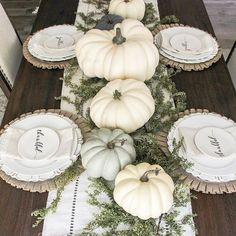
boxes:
[1,0,236,235]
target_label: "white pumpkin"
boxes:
[81,128,136,181]
[113,163,175,220]
[108,0,145,20]
[90,79,155,133]
[76,19,159,81]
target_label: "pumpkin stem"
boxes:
[113,89,122,100]
[112,28,126,45]
[107,15,112,24]
[140,168,161,182]
[107,138,127,149]
[124,0,130,2]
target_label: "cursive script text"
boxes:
[35,129,44,153]
[208,135,224,157]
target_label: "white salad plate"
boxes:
[18,127,60,161]
[28,25,83,62]
[170,33,202,53]
[167,112,236,182]
[0,113,83,182]
[28,49,75,62]
[194,127,236,158]
[155,26,219,63]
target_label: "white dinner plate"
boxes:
[159,48,218,63]
[167,112,236,182]
[28,48,75,62]
[0,113,83,182]
[28,25,83,61]
[18,127,60,161]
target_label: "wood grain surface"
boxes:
[158,0,236,235]
[0,0,235,235]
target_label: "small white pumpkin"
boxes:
[108,0,145,20]
[113,163,175,220]
[76,19,159,81]
[81,128,136,181]
[90,79,155,133]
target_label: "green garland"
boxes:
[52,60,196,235]
[142,3,179,31]
[32,1,196,234]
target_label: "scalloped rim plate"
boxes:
[155,26,219,63]
[28,25,83,61]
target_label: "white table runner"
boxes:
[42,1,195,235]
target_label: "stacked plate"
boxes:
[28,25,83,62]
[155,26,219,64]
[167,113,236,182]
[0,112,83,182]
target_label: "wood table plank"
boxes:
[0,1,79,236]
[158,0,236,235]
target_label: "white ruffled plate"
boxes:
[160,26,218,53]
[167,112,236,182]
[28,25,83,61]
[159,48,218,64]
[0,113,83,182]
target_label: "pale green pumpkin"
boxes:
[81,128,136,181]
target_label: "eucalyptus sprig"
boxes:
[76,12,99,33]
[142,3,161,31]
[160,15,180,25]
[75,0,110,32]
[83,0,110,14]
[144,65,186,133]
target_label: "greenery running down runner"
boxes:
[32,1,197,235]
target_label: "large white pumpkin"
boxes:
[90,79,155,133]
[76,19,159,81]
[81,128,136,181]
[113,163,175,220]
[108,0,145,20]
